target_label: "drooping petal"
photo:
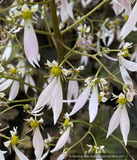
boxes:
[67,80,78,105]
[0,79,13,91]
[57,153,65,160]
[41,149,49,160]
[2,40,12,61]
[0,150,6,160]
[32,77,57,113]
[120,56,137,72]
[120,2,137,39]
[113,0,123,15]
[119,64,133,87]
[121,0,131,14]
[89,85,99,123]
[66,3,74,20]
[9,81,19,100]
[51,77,63,124]
[12,145,29,160]
[33,127,44,159]
[69,86,91,116]
[120,106,130,146]
[24,20,40,67]
[60,4,69,22]
[28,74,37,93]
[50,127,70,153]
[106,106,122,138]
[24,75,29,94]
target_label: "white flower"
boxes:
[106,93,131,146]
[0,150,7,160]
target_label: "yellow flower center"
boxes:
[30,120,39,129]
[124,15,129,21]
[64,118,71,127]
[51,67,61,76]
[10,68,17,74]
[118,98,127,104]
[11,136,19,145]
[22,11,32,20]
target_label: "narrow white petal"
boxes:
[24,20,40,67]
[2,40,12,61]
[33,127,44,159]
[66,3,74,20]
[50,127,70,153]
[57,154,64,160]
[0,79,13,91]
[121,56,137,72]
[89,85,99,123]
[120,2,137,39]
[28,74,37,92]
[51,77,63,124]
[106,106,122,138]
[9,81,19,100]
[69,86,91,116]
[119,64,133,87]
[24,75,29,94]
[0,150,6,160]
[60,4,69,22]
[41,150,49,160]
[32,77,57,112]
[120,106,130,146]
[12,145,29,160]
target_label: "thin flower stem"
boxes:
[61,0,110,35]
[0,104,24,116]
[99,126,135,160]
[1,75,42,91]
[0,1,51,13]
[95,65,102,78]
[0,133,10,140]
[69,125,92,150]
[7,98,36,104]
[66,60,75,69]
[88,132,97,146]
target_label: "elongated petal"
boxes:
[50,127,70,153]
[121,56,137,72]
[28,74,37,92]
[120,106,130,146]
[33,127,44,159]
[60,4,68,22]
[0,150,6,160]
[51,77,63,124]
[9,81,19,100]
[119,64,133,87]
[57,154,65,160]
[24,20,40,67]
[121,0,131,14]
[32,78,57,112]
[24,75,29,94]
[2,40,12,61]
[120,2,137,39]
[89,85,99,123]
[41,150,49,160]
[69,86,91,116]
[113,0,123,15]
[0,79,13,91]
[12,145,29,160]
[106,106,122,138]
[66,3,74,20]
[67,80,78,105]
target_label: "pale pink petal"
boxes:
[0,79,13,91]
[120,106,130,146]
[12,145,29,160]
[67,80,78,105]
[33,127,44,159]
[32,77,57,112]
[95,153,102,160]
[60,0,67,9]
[0,150,6,160]
[24,75,29,94]
[24,20,40,67]
[41,150,49,160]
[119,64,133,87]
[69,86,91,116]
[28,74,37,92]
[2,40,12,61]
[120,2,137,39]
[106,106,122,138]
[89,85,99,123]
[60,4,68,22]
[66,3,74,20]
[50,127,70,153]
[51,77,63,124]
[9,81,19,100]
[121,0,131,15]
[57,154,65,160]
[113,0,123,15]
[121,56,137,72]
